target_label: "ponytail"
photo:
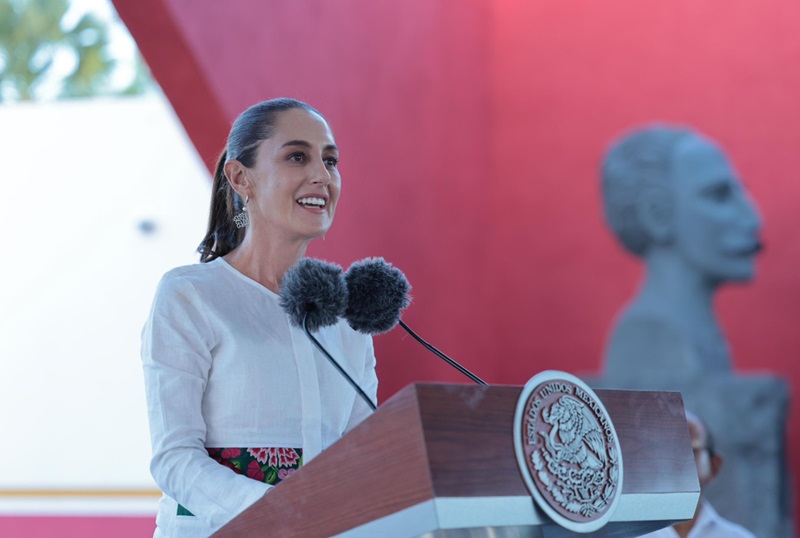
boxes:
[197,150,245,262]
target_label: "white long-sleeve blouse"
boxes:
[141,257,377,537]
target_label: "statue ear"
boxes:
[635,187,674,245]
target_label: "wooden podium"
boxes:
[213,384,700,537]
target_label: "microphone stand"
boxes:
[303,313,377,411]
[398,320,487,386]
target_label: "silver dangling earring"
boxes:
[233,195,249,229]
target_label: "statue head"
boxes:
[601,125,762,285]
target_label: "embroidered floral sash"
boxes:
[177,447,303,516]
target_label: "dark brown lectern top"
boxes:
[214,383,699,538]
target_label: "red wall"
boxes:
[0,516,154,537]
[114,0,800,529]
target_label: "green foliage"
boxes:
[0,0,152,101]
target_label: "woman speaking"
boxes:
[141,98,377,537]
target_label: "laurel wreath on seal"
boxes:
[532,439,619,517]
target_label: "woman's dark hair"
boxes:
[197,98,323,262]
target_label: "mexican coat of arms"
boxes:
[513,371,623,533]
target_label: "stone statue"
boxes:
[595,124,792,537]
[600,125,762,382]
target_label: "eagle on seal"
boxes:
[542,395,606,470]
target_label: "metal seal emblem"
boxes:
[513,371,623,533]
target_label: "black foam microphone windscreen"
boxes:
[344,257,411,334]
[279,258,347,332]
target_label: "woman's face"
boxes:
[245,108,341,242]
[671,135,762,284]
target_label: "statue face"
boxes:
[671,136,762,284]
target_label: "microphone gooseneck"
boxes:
[344,257,487,386]
[280,258,377,411]
[302,313,377,411]
[397,320,487,386]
